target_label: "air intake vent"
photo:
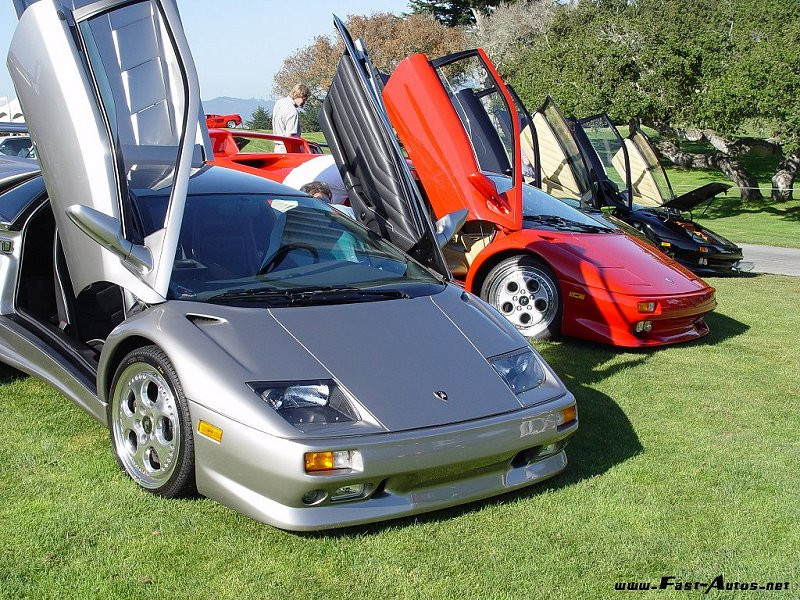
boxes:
[186,314,224,326]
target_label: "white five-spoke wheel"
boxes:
[226,120,237,129]
[480,255,562,339]
[109,346,195,497]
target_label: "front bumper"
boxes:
[674,247,744,275]
[189,392,577,530]
[561,281,716,347]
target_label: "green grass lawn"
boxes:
[659,144,799,248]
[639,136,799,249]
[1,276,798,599]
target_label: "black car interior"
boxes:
[15,201,125,365]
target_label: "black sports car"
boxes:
[569,111,746,275]
[514,95,746,275]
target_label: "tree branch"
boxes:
[654,140,764,202]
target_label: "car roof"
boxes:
[131,163,311,198]
[0,154,40,183]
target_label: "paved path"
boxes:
[739,243,800,276]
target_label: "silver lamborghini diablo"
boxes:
[1,0,577,530]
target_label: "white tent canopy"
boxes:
[0,96,25,122]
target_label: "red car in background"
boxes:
[377,48,716,347]
[207,128,348,203]
[205,112,242,128]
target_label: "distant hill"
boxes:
[202,97,275,122]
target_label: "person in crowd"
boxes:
[300,180,354,219]
[271,83,310,152]
[300,181,332,202]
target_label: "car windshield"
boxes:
[0,136,33,158]
[487,174,615,233]
[135,193,444,304]
[579,115,629,192]
[535,102,592,203]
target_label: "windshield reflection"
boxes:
[487,174,615,233]
[135,193,443,304]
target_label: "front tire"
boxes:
[108,345,196,497]
[226,120,237,128]
[480,255,562,339]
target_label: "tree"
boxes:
[409,0,499,27]
[505,0,799,201]
[472,0,558,69]
[693,0,800,200]
[273,12,468,103]
[246,105,271,130]
[298,98,321,134]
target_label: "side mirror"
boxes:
[66,204,153,272]
[434,208,468,248]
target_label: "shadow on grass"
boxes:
[702,196,800,223]
[691,311,750,345]
[306,342,646,539]
[0,363,26,384]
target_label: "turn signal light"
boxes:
[558,405,577,426]
[304,450,353,473]
[637,301,657,313]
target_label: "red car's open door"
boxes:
[384,49,523,232]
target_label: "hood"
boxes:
[663,182,731,211]
[552,231,709,295]
[105,289,566,437]
[267,286,543,432]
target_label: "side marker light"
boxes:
[557,405,577,426]
[637,301,656,313]
[197,420,223,443]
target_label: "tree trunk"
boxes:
[771,154,799,201]
[655,140,764,202]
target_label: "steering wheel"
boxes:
[258,243,320,275]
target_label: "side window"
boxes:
[0,176,46,225]
[436,54,514,176]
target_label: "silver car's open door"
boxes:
[7,0,208,304]
[319,16,449,278]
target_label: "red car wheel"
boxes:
[480,255,562,340]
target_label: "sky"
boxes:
[0,0,411,105]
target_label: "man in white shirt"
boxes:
[271,83,310,152]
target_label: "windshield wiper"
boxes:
[523,214,611,233]
[207,285,410,305]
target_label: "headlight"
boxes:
[248,380,360,427]
[489,348,545,394]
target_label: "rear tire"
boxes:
[480,255,562,339]
[108,345,196,498]
[226,120,237,128]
